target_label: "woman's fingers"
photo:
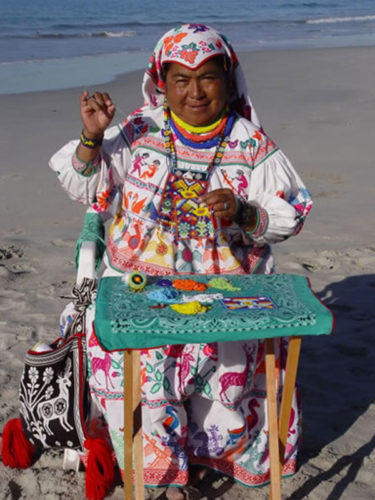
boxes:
[80,91,116,136]
[199,188,237,219]
[81,91,115,113]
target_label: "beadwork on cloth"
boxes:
[158,173,214,240]
[94,273,333,351]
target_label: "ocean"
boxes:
[1,0,375,94]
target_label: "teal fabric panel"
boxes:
[75,212,106,272]
[94,274,334,351]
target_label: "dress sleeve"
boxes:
[49,123,132,208]
[246,138,313,244]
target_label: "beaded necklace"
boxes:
[170,113,228,145]
[162,100,234,172]
[171,108,225,134]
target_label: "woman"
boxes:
[50,24,312,498]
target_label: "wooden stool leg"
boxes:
[124,350,134,500]
[132,349,144,500]
[265,338,281,500]
[278,336,302,476]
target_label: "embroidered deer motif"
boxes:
[218,344,255,402]
[36,359,73,435]
[91,352,114,390]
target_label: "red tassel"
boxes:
[84,437,115,500]
[1,418,34,469]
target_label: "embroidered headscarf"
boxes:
[142,23,262,129]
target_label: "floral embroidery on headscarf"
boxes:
[164,32,188,57]
[141,23,262,130]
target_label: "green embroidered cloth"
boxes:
[94,274,333,351]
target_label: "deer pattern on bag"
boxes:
[36,359,74,436]
[19,340,85,450]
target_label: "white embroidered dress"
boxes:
[50,22,313,490]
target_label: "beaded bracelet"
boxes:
[80,129,103,149]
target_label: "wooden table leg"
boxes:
[124,350,133,500]
[123,349,145,500]
[132,349,144,500]
[278,337,302,476]
[265,338,281,500]
[124,350,134,499]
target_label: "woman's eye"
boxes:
[202,75,217,82]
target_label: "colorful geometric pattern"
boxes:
[221,296,277,311]
[158,173,214,240]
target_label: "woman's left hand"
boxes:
[199,188,237,220]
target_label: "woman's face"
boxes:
[164,58,229,127]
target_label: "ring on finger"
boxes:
[223,201,228,211]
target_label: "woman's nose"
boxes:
[189,79,204,99]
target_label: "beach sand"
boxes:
[1,46,375,499]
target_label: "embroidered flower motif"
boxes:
[188,24,209,33]
[198,41,216,54]
[28,366,38,384]
[175,247,202,272]
[164,33,188,56]
[156,242,168,256]
[179,48,199,65]
[43,367,54,384]
[96,189,111,212]
[203,343,218,361]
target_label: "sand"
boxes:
[1,46,375,499]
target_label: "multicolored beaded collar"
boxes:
[170,108,226,134]
[162,100,235,174]
[170,112,229,146]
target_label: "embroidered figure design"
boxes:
[131,152,150,176]
[90,352,114,391]
[36,359,74,436]
[235,169,248,197]
[140,159,160,180]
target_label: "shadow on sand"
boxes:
[289,273,375,499]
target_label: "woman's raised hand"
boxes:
[199,188,238,221]
[80,91,116,138]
